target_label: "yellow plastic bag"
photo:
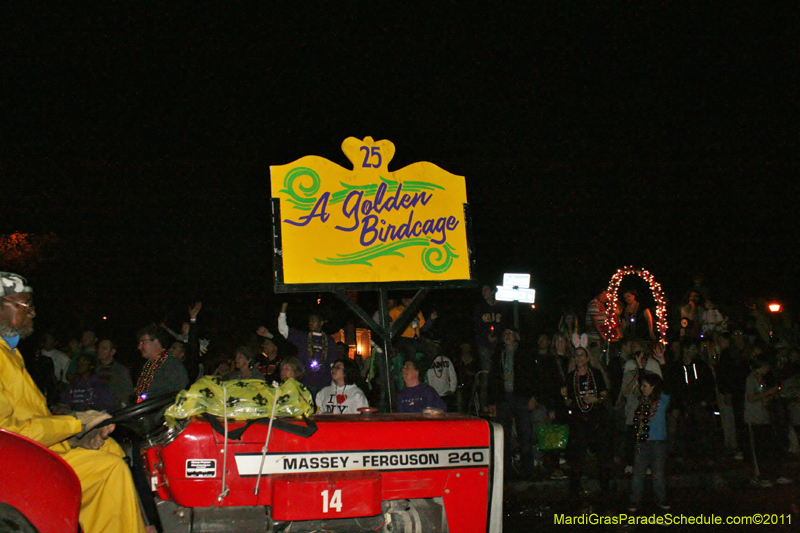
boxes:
[164,376,314,426]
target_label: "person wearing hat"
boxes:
[0,272,146,533]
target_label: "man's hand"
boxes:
[281,302,289,313]
[652,343,667,365]
[70,411,114,450]
[69,425,115,450]
[487,405,496,417]
[51,403,71,415]
[527,397,538,410]
[73,410,109,430]
[256,326,273,339]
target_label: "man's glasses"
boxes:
[1,298,35,314]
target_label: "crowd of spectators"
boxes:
[22,277,800,511]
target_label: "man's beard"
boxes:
[0,324,20,337]
[0,322,33,339]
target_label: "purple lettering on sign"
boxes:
[360,214,379,246]
[284,193,331,227]
[288,180,461,251]
[335,190,362,232]
[356,208,460,247]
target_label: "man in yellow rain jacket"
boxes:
[0,272,146,533]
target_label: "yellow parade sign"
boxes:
[271,137,471,287]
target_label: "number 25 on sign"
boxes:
[360,146,382,168]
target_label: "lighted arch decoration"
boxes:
[606,266,668,343]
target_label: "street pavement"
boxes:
[504,454,800,532]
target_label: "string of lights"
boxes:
[606,266,668,344]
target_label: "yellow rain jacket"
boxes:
[0,338,145,533]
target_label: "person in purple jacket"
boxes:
[396,358,446,413]
[59,353,115,413]
[278,302,338,396]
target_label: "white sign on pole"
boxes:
[502,273,530,289]
[495,286,536,304]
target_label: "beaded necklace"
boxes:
[135,349,171,400]
[554,354,567,383]
[501,345,516,380]
[307,332,328,371]
[633,394,661,442]
[573,367,596,412]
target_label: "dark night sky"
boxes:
[2,3,798,341]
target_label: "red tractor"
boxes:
[1,393,503,533]
[141,408,503,533]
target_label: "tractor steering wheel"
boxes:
[88,391,178,438]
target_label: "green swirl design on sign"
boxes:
[315,238,430,267]
[422,243,459,273]
[327,176,444,206]
[280,166,458,274]
[329,182,379,205]
[316,239,458,274]
[398,179,445,193]
[280,168,447,211]
[279,167,321,211]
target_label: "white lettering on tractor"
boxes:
[321,489,342,513]
[234,447,490,476]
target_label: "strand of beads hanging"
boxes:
[135,349,171,401]
[574,369,596,412]
[633,395,661,441]
[307,332,329,371]
[501,349,514,380]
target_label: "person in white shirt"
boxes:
[426,353,457,409]
[40,332,70,383]
[700,300,727,335]
[315,357,369,415]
